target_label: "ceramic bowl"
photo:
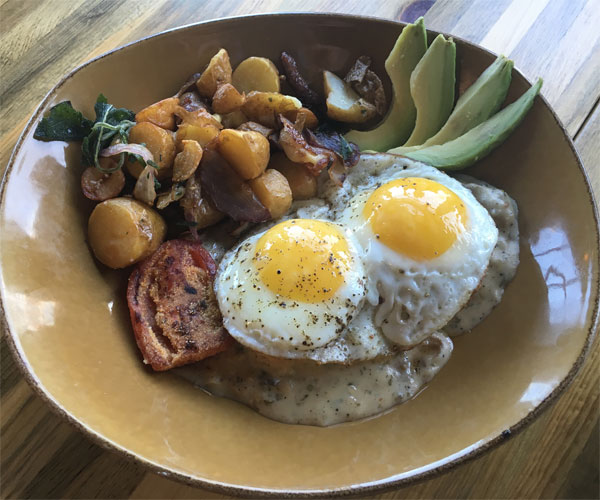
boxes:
[1,13,598,497]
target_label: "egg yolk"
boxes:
[363,177,468,260]
[254,219,352,303]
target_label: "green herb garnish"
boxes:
[34,94,136,173]
[33,101,93,141]
[339,135,354,164]
[82,94,136,171]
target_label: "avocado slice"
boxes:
[402,34,456,147]
[344,18,427,151]
[400,78,543,170]
[390,55,514,154]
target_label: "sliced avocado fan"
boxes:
[344,17,427,151]
[400,78,543,170]
[389,55,514,154]
[402,34,456,147]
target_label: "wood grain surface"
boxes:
[1,0,598,498]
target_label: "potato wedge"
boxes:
[248,169,292,219]
[323,70,377,123]
[126,122,175,180]
[242,91,301,128]
[232,56,280,93]
[212,83,245,114]
[196,48,232,98]
[175,123,220,150]
[88,198,166,269]
[173,140,203,182]
[217,129,270,180]
[135,97,179,130]
[269,152,317,200]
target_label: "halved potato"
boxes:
[217,129,269,180]
[242,91,301,127]
[88,198,166,269]
[220,109,248,128]
[126,122,175,180]
[81,162,125,201]
[212,83,245,113]
[269,152,317,200]
[196,48,232,98]
[232,56,280,93]
[135,97,179,130]
[174,106,222,129]
[175,123,220,150]
[323,70,377,123]
[248,169,292,219]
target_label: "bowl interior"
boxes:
[1,14,597,495]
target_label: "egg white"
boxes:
[214,221,368,359]
[330,154,499,346]
[214,153,506,362]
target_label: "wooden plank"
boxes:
[574,100,600,192]
[425,0,600,136]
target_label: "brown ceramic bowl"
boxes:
[1,13,598,497]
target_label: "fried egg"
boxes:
[333,154,499,346]
[215,218,367,358]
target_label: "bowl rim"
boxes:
[1,11,598,498]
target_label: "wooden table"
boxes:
[1,0,598,498]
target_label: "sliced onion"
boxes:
[100,143,154,165]
[133,165,157,205]
[328,158,347,187]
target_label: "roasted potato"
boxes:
[242,91,301,127]
[126,122,176,180]
[88,198,166,269]
[178,91,207,112]
[211,83,245,114]
[173,140,203,182]
[174,106,222,129]
[217,129,270,180]
[323,70,377,123]
[175,123,220,150]
[248,169,293,219]
[135,97,179,130]
[232,56,281,93]
[81,159,125,201]
[196,48,232,98]
[269,152,317,200]
[220,109,248,128]
[180,174,226,229]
